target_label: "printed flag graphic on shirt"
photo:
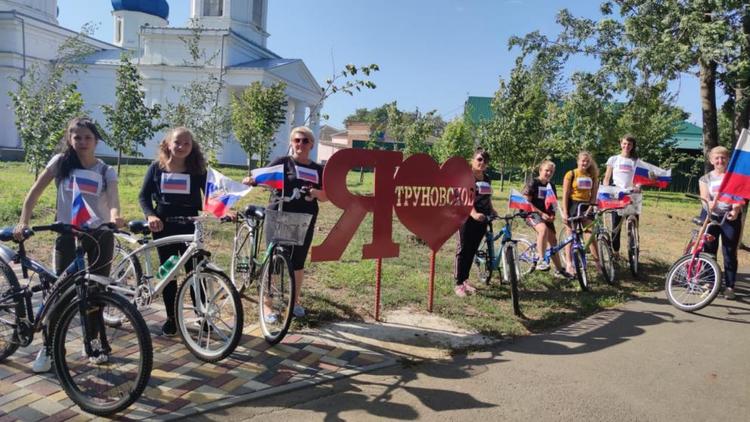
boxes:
[67,175,99,195]
[251,164,285,190]
[509,189,533,212]
[295,165,320,184]
[476,181,492,195]
[717,128,750,204]
[203,168,252,218]
[597,186,632,210]
[543,183,558,212]
[70,176,97,227]
[633,160,671,188]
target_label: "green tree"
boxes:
[433,118,474,163]
[163,21,231,164]
[9,24,96,178]
[101,52,165,175]
[230,81,288,167]
[314,63,379,122]
[387,105,442,157]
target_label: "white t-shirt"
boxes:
[606,155,637,188]
[46,154,118,227]
[699,171,731,215]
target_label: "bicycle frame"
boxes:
[484,219,514,272]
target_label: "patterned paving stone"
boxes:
[0,302,394,420]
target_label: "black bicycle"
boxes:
[0,223,152,416]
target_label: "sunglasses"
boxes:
[293,138,310,145]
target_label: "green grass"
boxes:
[1,162,747,339]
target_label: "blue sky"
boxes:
[59,0,704,129]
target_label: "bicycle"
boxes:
[107,215,243,362]
[230,187,312,344]
[557,203,619,286]
[608,191,642,277]
[0,223,152,416]
[665,196,725,312]
[474,212,532,316]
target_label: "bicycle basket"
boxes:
[263,209,313,246]
[618,192,643,216]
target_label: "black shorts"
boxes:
[567,200,592,218]
[525,212,556,232]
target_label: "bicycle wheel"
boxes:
[176,267,244,362]
[597,234,616,284]
[515,238,537,277]
[572,247,589,291]
[665,253,722,312]
[502,243,521,316]
[0,260,23,362]
[474,238,493,285]
[105,243,142,327]
[557,228,570,266]
[627,218,640,277]
[258,248,296,345]
[231,222,256,294]
[52,290,152,416]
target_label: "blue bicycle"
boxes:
[474,212,531,316]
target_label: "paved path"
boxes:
[0,305,393,421]
[196,275,750,421]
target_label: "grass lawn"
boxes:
[1,161,748,338]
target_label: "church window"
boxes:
[203,0,223,17]
[252,0,263,26]
[115,17,123,43]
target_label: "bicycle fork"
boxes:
[76,282,111,358]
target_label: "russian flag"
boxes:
[509,189,533,212]
[203,168,252,218]
[163,178,188,191]
[70,177,97,227]
[251,164,284,190]
[633,160,671,188]
[68,177,99,194]
[597,186,632,210]
[544,183,558,212]
[476,181,492,195]
[295,165,320,184]
[717,129,750,204]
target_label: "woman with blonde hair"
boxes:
[243,126,327,318]
[698,146,743,299]
[138,127,207,336]
[561,151,600,275]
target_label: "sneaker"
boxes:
[554,269,574,279]
[462,281,477,294]
[454,284,467,297]
[32,348,52,373]
[293,304,306,318]
[162,318,177,337]
[724,287,736,300]
[537,262,550,271]
[264,313,279,324]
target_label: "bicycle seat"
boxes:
[128,220,151,235]
[243,205,266,220]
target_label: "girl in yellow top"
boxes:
[561,151,600,275]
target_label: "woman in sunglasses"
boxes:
[454,147,496,297]
[243,126,327,318]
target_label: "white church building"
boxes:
[0,0,322,165]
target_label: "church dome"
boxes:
[112,0,169,20]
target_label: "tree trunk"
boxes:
[734,8,750,147]
[699,59,719,172]
[117,149,122,176]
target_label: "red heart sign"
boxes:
[393,154,475,251]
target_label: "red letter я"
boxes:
[311,149,402,261]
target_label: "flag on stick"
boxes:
[204,168,252,218]
[251,165,285,190]
[509,189,533,212]
[717,129,750,204]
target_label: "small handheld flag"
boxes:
[544,183,558,212]
[204,168,252,218]
[251,165,285,190]
[634,160,671,188]
[597,186,632,210]
[509,189,533,212]
[717,129,750,205]
[70,176,98,228]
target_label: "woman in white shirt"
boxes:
[602,135,639,256]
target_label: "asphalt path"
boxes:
[196,274,750,422]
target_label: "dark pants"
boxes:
[701,210,741,288]
[153,222,195,320]
[290,215,317,271]
[454,217,487,285]
[54,229,114,276]
[611,213,639,253]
